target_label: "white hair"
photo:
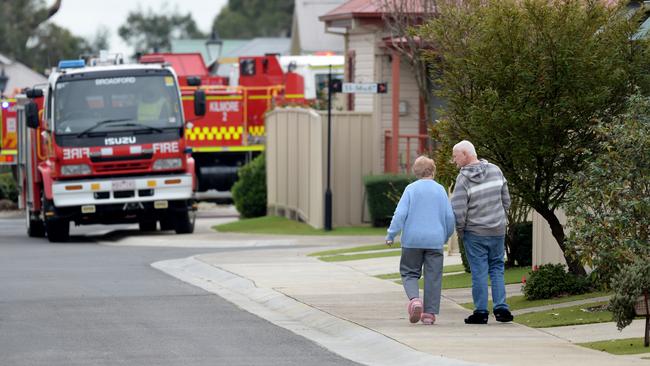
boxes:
[453,140,477,157]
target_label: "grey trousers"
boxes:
[400,248,444,314]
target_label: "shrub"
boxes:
[522,264,591,300]
[609,258,650,331]
[231,153,266,218]
[363,174,415,227]
[0,173,18,203]
[508,222,533,267]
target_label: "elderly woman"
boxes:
[385,156,455,325]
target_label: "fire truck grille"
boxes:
[95,162,150,173]
[90,153,153,163]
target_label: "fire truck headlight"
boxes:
[153,158,182,170]
[61,164,91,176]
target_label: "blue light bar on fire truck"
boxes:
[1,100,9,109]
[58,60,86,69]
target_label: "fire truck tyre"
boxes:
[160,217,174,231]
[138,220,157,232]
[45,218,70,243]
[27,217,45,238]
[174,210,195,234]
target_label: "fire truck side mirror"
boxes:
[193,89,206,116]
[25,102,40,129]
[25,88,44,99]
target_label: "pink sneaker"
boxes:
[407,298,423,323]
[421,312,436,325]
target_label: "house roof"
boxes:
[171,39,222,66]
[319,0,383,22]
[215,38,292,77]
[292,0,345,54]
[319,0,433,22]
[226,38,291,58]
[0,53,47,96]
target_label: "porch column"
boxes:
[390,49,400,173]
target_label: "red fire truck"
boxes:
[16,55,206,242]
[140,53,305,191]
[0,98,18,167]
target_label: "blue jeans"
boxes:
[463,231,509,313]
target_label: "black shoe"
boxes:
[494,308,514,323]
[464,311,489,324]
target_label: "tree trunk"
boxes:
[46,0,62,19]
[537,207,586,276]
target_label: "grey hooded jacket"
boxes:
[451,159,511,238]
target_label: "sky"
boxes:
[51,0,228,56]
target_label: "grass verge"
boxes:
[214,216,387,236]
[460,291,611,311]
[376,264,466,280]
[309,243,401,257]
[320,250,401,262]
[311,244,447,263]
[514,301,612,328]
[578,338,650,355]
[384,266,529,290]
[439,266,529,290]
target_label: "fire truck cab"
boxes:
[16,55,205,242]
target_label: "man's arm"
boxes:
[501,179,511,214]
[450,175,468,238]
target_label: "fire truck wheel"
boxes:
[138,220,157,232]
[174,210,195,234]
[26,210,45,238]
[45,218,70,243]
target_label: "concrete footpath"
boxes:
[144,218,649,366]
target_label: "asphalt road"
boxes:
[0,215,360,366]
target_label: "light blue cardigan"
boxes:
[385,179,455,249]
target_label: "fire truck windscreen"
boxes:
[53,75,183,138]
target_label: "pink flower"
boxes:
[521,276,526,284]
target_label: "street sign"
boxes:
[329,79,343,93]
[338,82,388,94]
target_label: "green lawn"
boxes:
[214,216,387,236]
[578,338,650,355]
[514,301,612,328]
[460,291,612,311]
[310,243,447,263]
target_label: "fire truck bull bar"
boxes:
[51,174,193,207]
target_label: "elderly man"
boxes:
[451,140,514,324]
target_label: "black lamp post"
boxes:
[324,65,333,231]
[0,66,8,96]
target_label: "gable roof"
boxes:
[319,0,434,23]
[319,0,383,22]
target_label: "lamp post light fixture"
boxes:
[0,66,8,96]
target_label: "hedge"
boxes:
[363,174,415,227]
